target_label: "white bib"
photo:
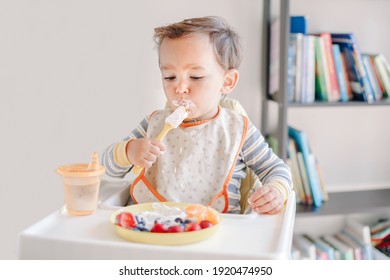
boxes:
[130,107,248,212]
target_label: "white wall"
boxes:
[0,0,262,259]
[1,0,389,260]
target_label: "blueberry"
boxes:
[135,215,145,225]
[175,217,183,223]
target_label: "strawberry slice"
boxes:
[167,225,184,233]
[151,223,168,233]
[116,212,137,229]
[185,222,201,232]
[199,220,213,229]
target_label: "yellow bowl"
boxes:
[110,202,221,245]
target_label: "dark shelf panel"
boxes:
[296,189,390,217]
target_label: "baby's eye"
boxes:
[191,76,204,80]
[164,76,175,81]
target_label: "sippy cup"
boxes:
[56,152,105,216]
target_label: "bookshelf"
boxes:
[260,0,390,214]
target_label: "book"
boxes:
[289,126,323,207]
[290,33,304,102]
[373,54,390,98]
[303,234,335,260]
[314,36,328,101]
[332,44,349,102]
[291,243,302,260]
[321,234,354,260]
[342,228,374,260]
[362,54,381,101]
[302,35,316,103]
[287,138,306,204]
[315,33,340,102]
[331,33,374,103]
[286,158,301,204]
[335,232,363,260]
[297,152,312,205]
[287,44,295,103]
[368,54,386,97]
[379,53,390,74]
[290,16,307,34]
[293,234,316,260]
[345,217,371,245]
[340,51,353,100]
[311,154,328,202]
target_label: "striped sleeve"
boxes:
[101,116,150,178]
[242,122,293,202]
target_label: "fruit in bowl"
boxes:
[110,202,221,245]
[114,202,220,233]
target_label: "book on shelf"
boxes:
[314,36,329,101]
[332,44,349,102]
[334,232,364,260]
[345,217,372,245]
[291,243,302,260]
[321,235,354,260]
[287,44,295,103]
[311,154,328,202]
[362,54,382,101]
[290,33,304,103]
[303,234,336,260]
[297,152,313,205]
[380,53,390,74]
[314,33,341,102]
[302,35,316,103]
[368,54,387,97]
[331,33,375,103]
[340,49,354,100]
[342,229,374,260]
[290,15,307,35]
[285,158,301,204]
[293,234,316,260]
[288,33,316,103]
[288,126,323,207]
[370,218,390,256]
[372,54,390,98]
[287,138,306,204]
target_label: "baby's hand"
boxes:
[126,138,165,169]
[248,185,284,215]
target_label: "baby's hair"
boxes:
[154,16,242,70]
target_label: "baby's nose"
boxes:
[175,80,189,94]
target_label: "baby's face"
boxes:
[159,33,226,120]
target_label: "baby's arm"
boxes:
[243,122,292,215]
[102,116,164,178]
[126,138,165,169]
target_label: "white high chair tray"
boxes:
[18,181,295,260]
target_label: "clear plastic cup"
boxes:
[57,156,105,216]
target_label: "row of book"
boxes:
[269,16,390,104]
[370,218,390,257]
[292,218,376,260]
[287,126,327,208]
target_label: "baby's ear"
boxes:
[221,69,239,94]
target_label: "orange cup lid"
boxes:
[56,163,105,177]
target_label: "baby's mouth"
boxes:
[172,99,193,110]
